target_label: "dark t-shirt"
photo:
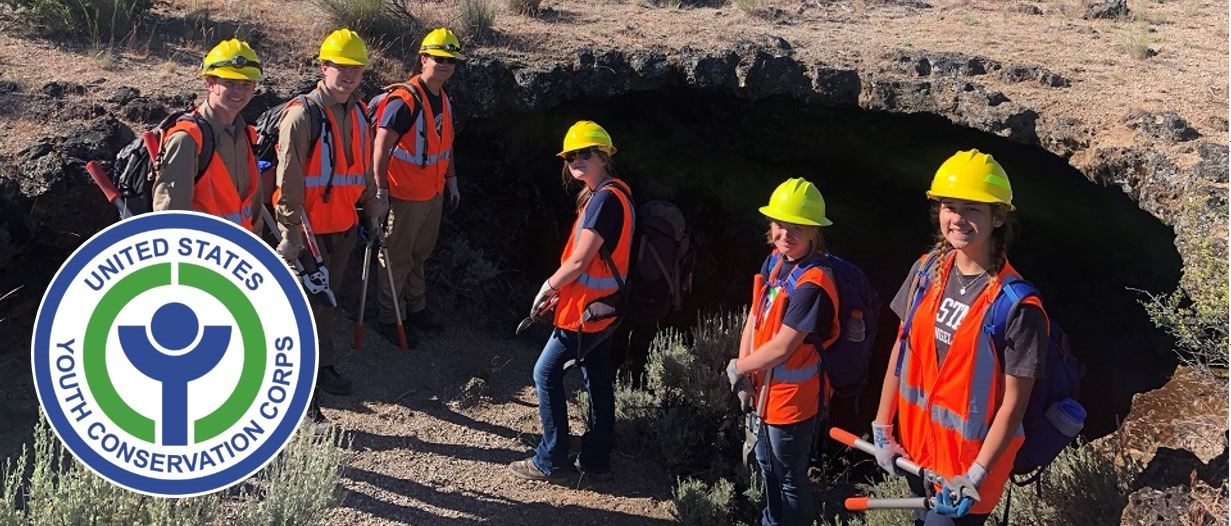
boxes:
[890,258,1047,378]
[580,187,624,255]
[377,89,445,137]
[759,254,837,348]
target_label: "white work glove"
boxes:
[531,279,558,317]
[276,235,303,263]
[725,359,747,392]
[445,177,460,212]
[871,423,908,476]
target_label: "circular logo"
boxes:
[31,211,318,497]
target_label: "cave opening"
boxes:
[453,87,1182,438]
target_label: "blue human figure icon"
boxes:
[119,302,231,446]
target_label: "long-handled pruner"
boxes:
[373,228,409,350]
[85,161,134,219]
[261,207,337,308]
[352,223,378,349]
[828,427,948,511]
[514,298,554,335]
[297,210,337,307]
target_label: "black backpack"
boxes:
[625,200,695,325]
[253,93,327,175]
[111,111,215,215]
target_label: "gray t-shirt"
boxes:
[890,258,1047,378]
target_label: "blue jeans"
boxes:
[755,418,815,526]
[532,327,615,476]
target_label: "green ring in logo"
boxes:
[83,262,267,444]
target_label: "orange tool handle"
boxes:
[141,130,160,160]
[845,497,869,511]
[85,161,120,203]
[353,323,364,349]
[846,497,929,511]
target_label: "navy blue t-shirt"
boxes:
[579,187,624,254]
[759,254,837,348]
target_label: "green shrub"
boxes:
[0,416,220,525]
[237,424,350,526]
[459,0,495,42]
[672,477,734,526]
[310,0,419,51]
[1141,197,1228,377]
[2,0,152,49]
[1116,25,1154,59]
[992,438,1141,525]
[506,0,540,16]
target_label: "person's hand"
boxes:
[531,279,558,317]
[736,384,755,413]
[871,423,908,476]
[276,236,302,263]
[370,187,390,219]
[934,464,984,518]
[445,177,460,212]
[725,359,747,392]
[366,214,384,242]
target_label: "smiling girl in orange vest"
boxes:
[508,121,633,482]
[872,150,1048,526]
[726,178,841,526]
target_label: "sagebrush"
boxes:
[459,0,495,42]
[310,0,419,52]
[0,417,349,526]
[672,477,734,526]
[1,0,152,49]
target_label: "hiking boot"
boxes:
[317,366,353,396]
[577,464,614,482]
[508,458,572,482]
[377,322,419,349]
[407,308,445,332]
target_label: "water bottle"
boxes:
[1018,397,1086,472]
[845,309,866,343]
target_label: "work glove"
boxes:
[365,214,384,243]
[725,359,747,392]
[934,463,984,518]
[531,279,557,317]
[445,177,460,212]
[871,423,908,476]
[276,235,303,264]
[370,187,390,219]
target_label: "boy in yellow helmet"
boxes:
[153,39,264,232]
[271,28,385,400]
[369,27,463,343]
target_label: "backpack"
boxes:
[986,278,1086,479]
[367,83,423,136]
[815,253,881,399]
[111,111,215,215]
[897,254,1085,480]
[624,200,695,325]
[253,93,327,175]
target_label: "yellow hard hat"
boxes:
[319,28,368,66]
[420,27,464,59]
[759,178,833,227]
[557,120,616,157]
[927,149,1014,210]
[201,38,262,81]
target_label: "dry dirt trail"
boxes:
[311,306,678,525]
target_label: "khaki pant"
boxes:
[377,193,442,324]
[310,227,356,368]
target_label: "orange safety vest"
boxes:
[164,116,259,231]
[377,76,453,202]
[896,252,1044,515]
[272,94,372,235]
[553,179,634,333]
[750,251,841,425]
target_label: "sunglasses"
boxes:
[428,55,458,65]
[205,55,262,73]
[564,148,600,163]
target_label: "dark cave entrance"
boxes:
[452,87,1183,439]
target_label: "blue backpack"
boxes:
[899,256,1085,479]
[986,278,1086,478]
[816,254,882,399]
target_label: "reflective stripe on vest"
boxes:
[165,116,259,231]
[383,77,454,202]
[294,95,371,235]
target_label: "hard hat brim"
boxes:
[925,190,1016,211]
[556,145,617,158]
[759,206,833,227]
[321,55,368,66]
[203,68,262,82]
[422,49,464,60]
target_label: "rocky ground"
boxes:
[0,0,1227,523]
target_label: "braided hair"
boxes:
[925,201,1016,283]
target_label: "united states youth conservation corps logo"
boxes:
[32,211,317,497]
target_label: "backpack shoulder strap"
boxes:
[380,82,423,129]
[594,179,635,291]
[984,277,1040,350]
[186,113,215,183]
[895,251,943,376]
